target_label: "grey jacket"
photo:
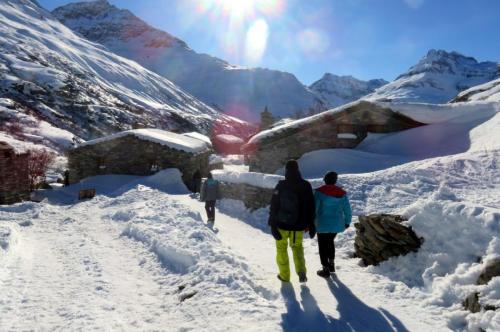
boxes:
[200,178,221,202]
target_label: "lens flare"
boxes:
[256,0,285,16]
[297,28,330,56]
[245,19,269,65]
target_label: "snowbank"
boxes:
[212,170,283,189]
[454,78,500,102]
[80,129,210,153]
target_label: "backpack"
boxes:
[278,188,299,226]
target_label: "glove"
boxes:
[271,227,282,241]
[345,224,350,229]
[309,225,316,239]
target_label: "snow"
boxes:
[247,100,499,147]
[310,73,387,109]
[52,0,324,121]
[212,170,283,189]
[182,132,212,145]
[364,49,499,104]
[454,77,500,102]
[247,100,360,145]
[215,134,244,144]
[0,0,247,142]
[0,132,42,154]
[0,4,498,331]
[80,129,211,154]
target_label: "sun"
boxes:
[219,0,256,22]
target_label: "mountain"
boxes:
[452,77,500,103]
[309,74,388,108]
[0,0,251,146]
[365,49,500,103]
[52,0,326,121]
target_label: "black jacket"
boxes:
[268,169,315,231]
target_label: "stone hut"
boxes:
[68,129,213,187]
[242,101,424,173]
[0,142,30,204]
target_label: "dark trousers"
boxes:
[205,200,216,221]
[318,233,337,267]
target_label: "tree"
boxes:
[25,150,55,190]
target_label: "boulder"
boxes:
[463,258,500,313]
[354,214,423,266]
[463,292,481,313]
[477,258,500,285]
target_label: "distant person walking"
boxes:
[200,172,220,224]
[269,160,316,283]
[192,169,202,193]
[314,171,352,278]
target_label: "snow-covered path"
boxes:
[0,201,184,330]
[1,148,497,331]
[176,195,449,332]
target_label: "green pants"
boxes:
[275,229,306,282]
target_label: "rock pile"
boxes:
[354,214,423,266]
[463,258,500,313]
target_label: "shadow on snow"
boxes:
[280,275,408,332]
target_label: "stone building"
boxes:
[68,129,213,187]
[242,101,424,173]
[0,142,30,204]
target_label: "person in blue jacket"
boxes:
[314,171,352,278]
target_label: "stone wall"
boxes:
[244,101,424,173]
[68,135,211,187]
[354,214,423,266]
[0,144,30,205]
[218,182,274,210]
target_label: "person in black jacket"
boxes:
[269,160,316,283]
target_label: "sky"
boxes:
[39,0,500,85]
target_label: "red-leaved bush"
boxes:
[24,149,55,190]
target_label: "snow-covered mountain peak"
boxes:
[1,0,255,146]
[52,0,187,49]
[53,1,325,121]
[309,73,388,108]
[401,49,496,78]
[365,49,499,103]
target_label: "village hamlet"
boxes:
[67,129,213,189]
[242,101,424,173]
[0,141,30,204]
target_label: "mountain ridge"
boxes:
[365,49,500,103]
[0,0,252,148]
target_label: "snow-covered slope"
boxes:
[452,77,500,103]
[310,74,387,108]
[52,0,326,121]
[0,0,252,144]
[365,50,499,103]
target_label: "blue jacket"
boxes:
[200,178,221,202]
[314,185,352,234]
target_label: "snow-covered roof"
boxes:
[245,100,500,147]
[215,134,244,144]
[182,132,212,145]
[79,129,211,154]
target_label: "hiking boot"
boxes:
[277,274,289,282]
[317,267,331,278]
[298,272,307,283]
